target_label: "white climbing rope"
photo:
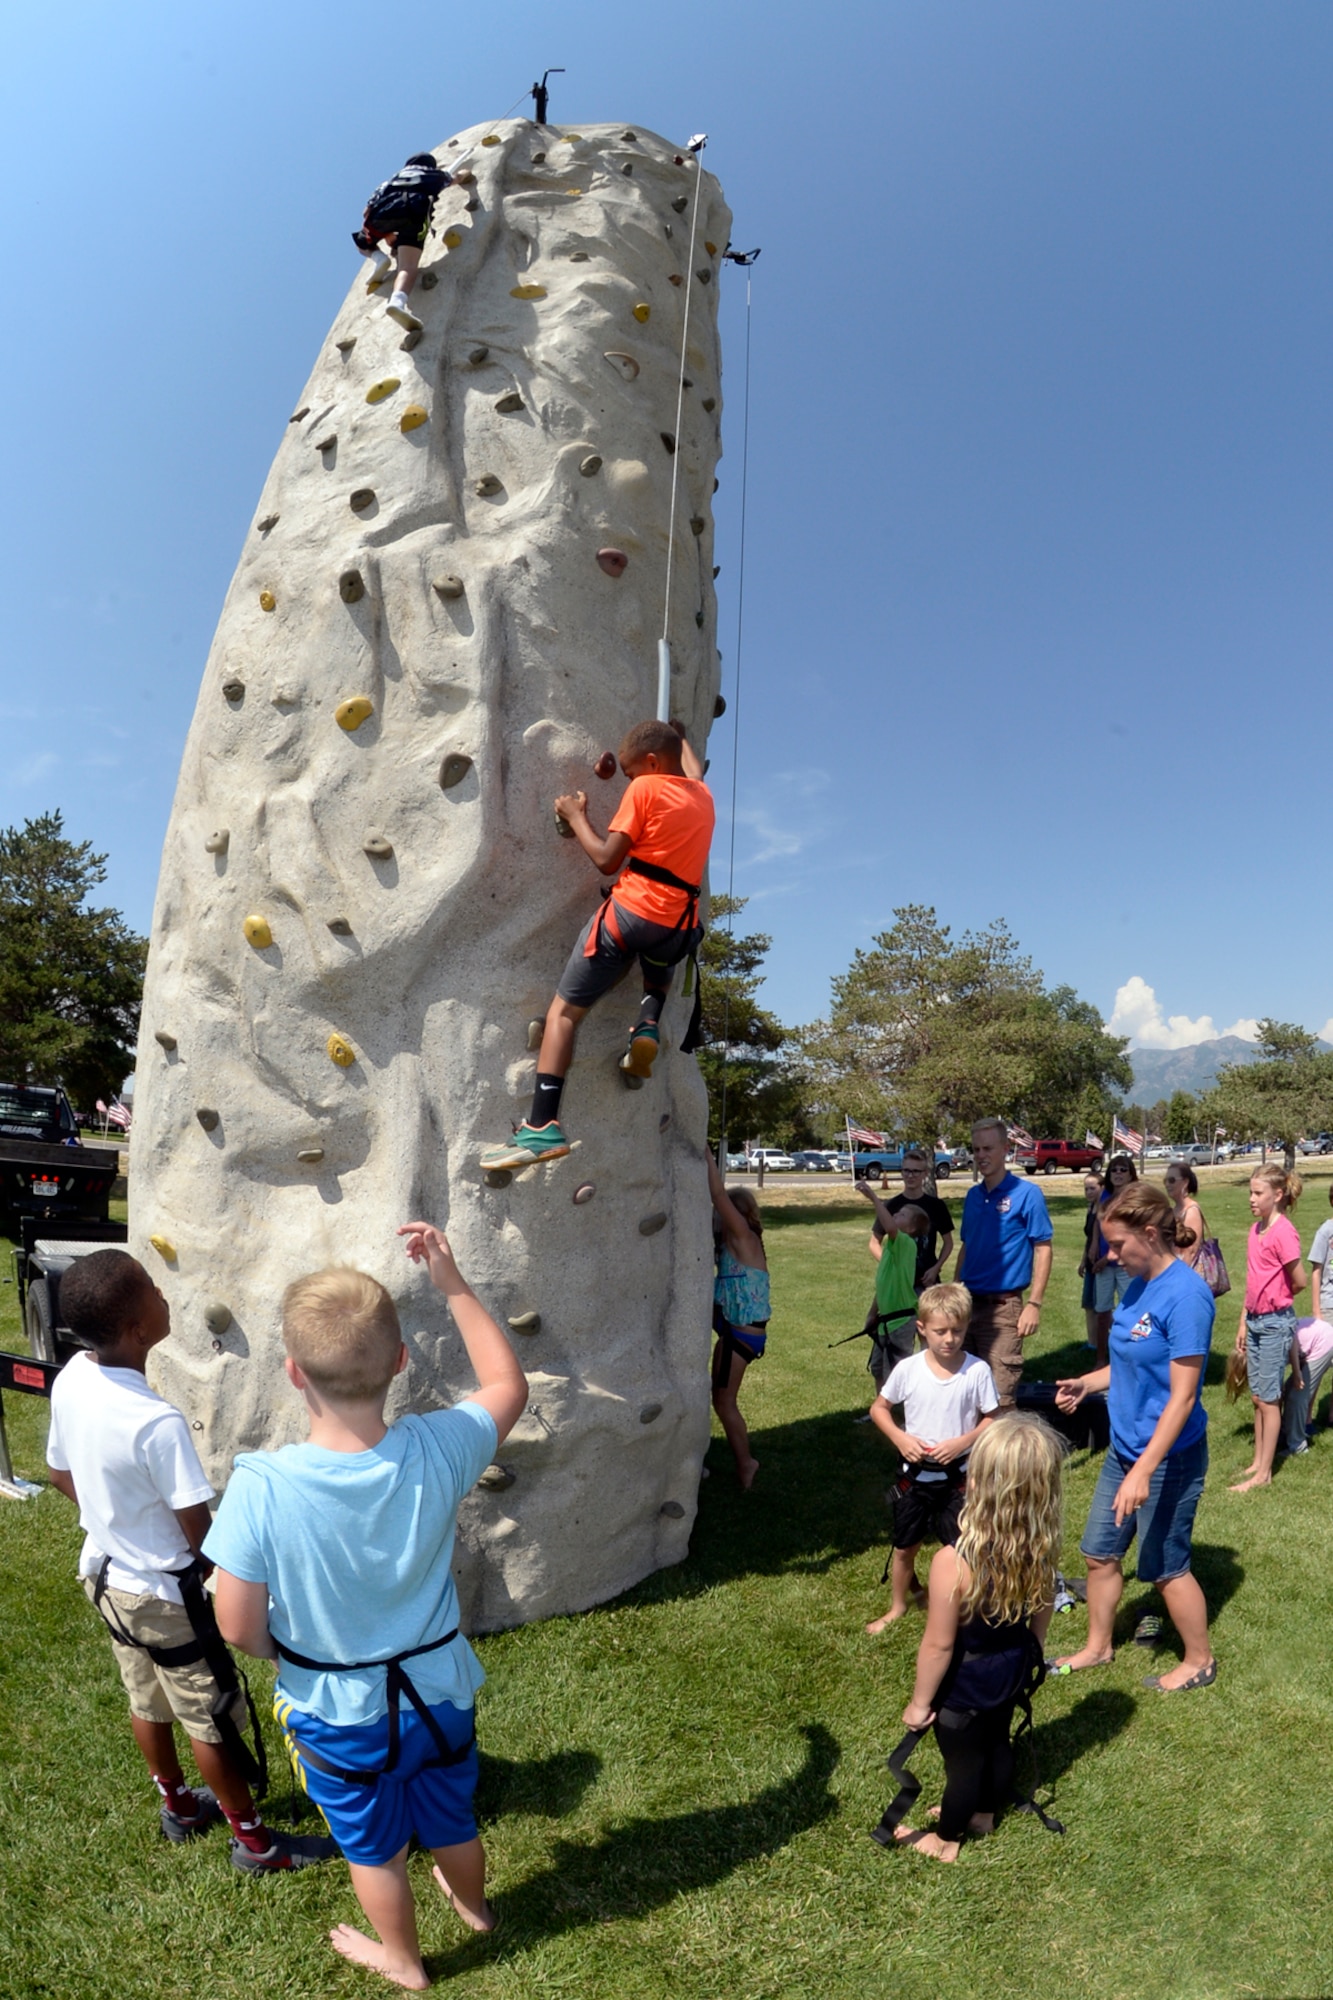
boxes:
[658,135,709,721]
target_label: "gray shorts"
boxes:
[556,899,701,1008]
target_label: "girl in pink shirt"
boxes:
[1231,1165,1306,1493]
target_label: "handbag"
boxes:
[1195,1235,1231,1299]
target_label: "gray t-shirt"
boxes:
[1309,1219,1333,1319]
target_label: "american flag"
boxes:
[1085,1130,1105,1151]
[1007,1124,1035,1151]
[106,1099,132,1131]
[1113,1117,1143,1157]
[845,1118,886,1149]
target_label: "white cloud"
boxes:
[1320,1019,1333,1046]
[1108,976,1260,1051]
[8,751,58,786]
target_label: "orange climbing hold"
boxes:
[366,378,401,404]
[335,696,374,732]
[400,405,428,432]
[327,1034,356,1068]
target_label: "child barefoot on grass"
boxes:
[879,1413,1064,1862]
[708,1154,769,1489]
[1231,1164,1306,1492]
[207,1227,527,1990]
[865,1283,997,1636]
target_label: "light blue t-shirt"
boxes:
[203,1400,497,1727]
[959,1172,1053,1293]
[1107,1259,1214,1461]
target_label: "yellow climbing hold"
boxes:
[632,303,650,323]
[705,241,718,256]
[443,227,463,249]
[366,377,401,404]
[562,133,583,142]
[259,590,276,612]
[510,284,547,300]
[400,404,428,432]
[327,1033,356,1068]
[566,188,583,197]
[149,1235,177,1262]
[336,696,374,732]
[481,134,501,147]
[243,915,273,949]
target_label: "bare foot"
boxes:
[1229,1473,1272,1492]
[928,1806,993,1835]
[737,1457,759,1491]
[893,1826,959,1863]
[865,1605,909,1635]
[329,1925,429,1990]
[1047,1648,1113,1673]
[431,1866,496,1933]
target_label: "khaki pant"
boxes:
[967,1293,1025,1406]
[83,1576,246,1742]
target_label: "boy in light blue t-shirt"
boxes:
[206,1224,527,1991]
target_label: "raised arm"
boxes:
[707,1154,763,1265]
[398,1224,528,1443]
[856,1179,902,1236]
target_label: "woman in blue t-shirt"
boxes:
[1053,1179,1217,1693]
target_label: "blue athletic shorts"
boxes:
[1079,1434,1208,1584]
[275,1693,479,1866]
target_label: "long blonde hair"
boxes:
[955,1415,1065,1625]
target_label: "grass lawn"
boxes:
[1,1174,1330,1999]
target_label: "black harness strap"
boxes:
[274,1629,473,1788]
[869,1726,928,1845]
[91,1557,267,1795]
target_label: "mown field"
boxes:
[1,1172,1330,1999]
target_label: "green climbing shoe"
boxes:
[480,1122,572,1172]
[620,1023,660,1079]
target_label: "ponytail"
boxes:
[1251,1162,1302,1210]
[1103,1178,1196,1252]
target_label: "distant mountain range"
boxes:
[1127,1035,1331,1104]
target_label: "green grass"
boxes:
[1,1178,1329,1999]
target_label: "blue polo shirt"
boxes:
[959,1172,1053,1294]
[1107,1259,1213,1459]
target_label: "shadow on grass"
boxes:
[429,1723,840,1972]
[476,1747,602,1823]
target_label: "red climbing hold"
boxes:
[596,548,628,577]
[594,751,618,780]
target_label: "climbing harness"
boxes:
[273,1629,474,1786]
[870,1629,1065,1846]
[91,1556,268,1795]
[658,133,711,722]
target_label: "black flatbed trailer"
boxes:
[12,1216,129,1363]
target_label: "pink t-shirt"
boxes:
[1246,1215,1302,1313]
[1298,1318,1333,1365]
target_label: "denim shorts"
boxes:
[1079,1433,1208,1584]
[1245,1309,1296,1404]
[1092,1265,1125,1315]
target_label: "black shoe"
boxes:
[230,1829,338,1874]
[160,1785,223,1843]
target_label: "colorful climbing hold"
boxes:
[594,751,617,780]
[243,915,273,949]
[222,679,245,701]
[297,1146,325,1164]
[443,227,463,249]
[494,389,524,412]
[327,917,352,936]
[349,488,375,512]
[562,133,583,142]
[339,569,366,603]
[474,473,502,496]
[259,590,276,612]
[477,1464,516,1490]
[481,134,501,146]
[154,1030,178,1053]
[433,574,465,599]
[149,1235,177,1263]
[639,1403,663,1424]
[579,453,602,476]
[573,1182,596,1205]
[195,1108,219,1133]
[668,274,683,286]
[638,1212,669,1236]
[366,378,401,404]
[440,752,473,790]
[567,188,584,198]
[454,167,476,185]
[363,834,393,859]
[705,241,718,256]
[507,1311,541,1334]
[603,351,640,380]
[327,1034,356,1068]
[468,345,489,364]
[400,404,428,431]
[204,829,229,855]
[204,1302,232,1335]
[510,284,547,300]
[597,548,628,577]
[632,302,650,323]
[336,696,374,732]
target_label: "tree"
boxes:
[799,905,1131,1146]
[1165,1091,1200,1143]
[1202,1021,1333,1170]
[0,814,147,1110]
[696,896,812,1149]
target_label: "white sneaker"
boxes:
[385,295,422,332]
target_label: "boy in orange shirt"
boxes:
[482,719,715,1169]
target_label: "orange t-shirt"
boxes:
[608,773,715,926]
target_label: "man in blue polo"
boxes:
[955,1115,1053,1407]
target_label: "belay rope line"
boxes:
[658,134,711,721]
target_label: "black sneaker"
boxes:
[230,1829,338,1874]
[160,1785,223,1843]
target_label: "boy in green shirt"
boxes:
[857,1182,931,1388]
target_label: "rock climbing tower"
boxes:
[131,120,732,1629]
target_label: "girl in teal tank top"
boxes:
[707,1154,769,1490]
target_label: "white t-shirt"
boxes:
[46,1350,214,1602]
[881,1351,999,1480]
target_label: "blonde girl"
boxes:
[1231,1164,1305,1493]
[886,1415,1064,1863]
[707,1154,769,1489]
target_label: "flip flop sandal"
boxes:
[1045,1656,1112,1676]
[1143,1660,1217,1693]
[1133,1614,1164,1646]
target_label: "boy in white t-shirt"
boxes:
[866,1282,998,1636]
[45,1248,335,1873]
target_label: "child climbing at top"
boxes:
[482,718,715,1171]
[44,1248,335,1874]
[353,152,454,333]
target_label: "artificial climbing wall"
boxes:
[131,120,732,1629]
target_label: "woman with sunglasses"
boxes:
[1085,1155,1137,1366]
[1164,1162,1207,1272]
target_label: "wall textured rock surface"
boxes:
[131,121,731,1629]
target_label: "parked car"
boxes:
[1171,1144,1218,1167]
[724,1152,748,1171]
[747,1148,795,1172]
[791,1149,838,1172]
[852,1147,953,1180]
[1015,1139,1106,1175]
[1299,1134,1333,1156]
[832,1152,853,1172]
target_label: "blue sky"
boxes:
[3,1,1331,1050]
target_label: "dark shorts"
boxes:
[1079,1434,1208,1584]
[892,1473,966,1550]
[275,1694,478,1867]
[556,899,702,1008]
[366,200,432,249]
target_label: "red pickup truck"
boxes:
[1015,1139,1105,1176]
